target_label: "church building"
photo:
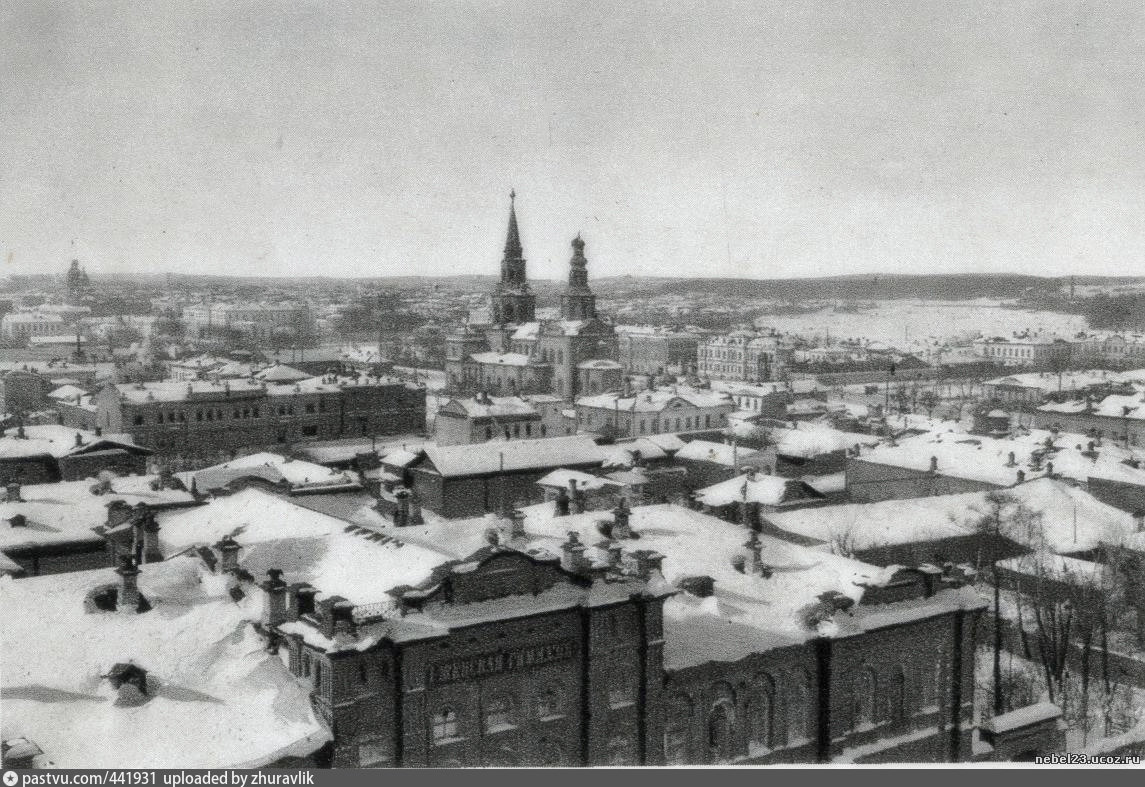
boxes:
[445,194,619,401]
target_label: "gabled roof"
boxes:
[420,435,605,478]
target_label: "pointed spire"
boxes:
[504,190,522,259]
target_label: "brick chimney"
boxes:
[1016,469,1026,484]
[612,497,633,539]
[393,488,411,527]
[1006,451,1017,467]
[261,569,288,626]
[561,531,588,573]
[141,512,161,564]
[287,582,318,621]
[6,483,21,502]
[929,456,938,473]
[744,531,764,575]
[318,595,356,639]
[214,534,241,573]
[115,555,141,612]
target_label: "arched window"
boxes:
[887,666,907,722]
[707,702,734,763]
[749,673,776,751]
[433,707,459,744]
[853,668,877,729]
[484,694,514,734]
[787,670,813,743]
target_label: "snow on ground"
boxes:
[756,300,1087,347]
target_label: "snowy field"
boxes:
[756,300,1088,346]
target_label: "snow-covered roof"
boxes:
[156,489,451,611]
[421,435,605,477]
[48,384,86,401]
[768,478,1134,554]
[443,396,537,419]
[469,352,533,367]
[858,432,1145,490]
[362,502,980,670]
[695,473,823,508]
[254,364,310,383]
[984,370,1123,393]
[996,552,1111,588]
[510,322,540,341]
[643,433,687,452]
[381,448,421,468]
[0,557,331,768]
[600,438,669,469]
[0,425,141,460]
[770,424,881,459]
[535,468,622,492]
[576,388,732,413]
[674,439,759,467]
[980,702,1062,735]
[176,453,357,494]
[0,475,195,553]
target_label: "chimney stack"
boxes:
[116,555,141,612]
[6,483,21,503]
[287,582,318,621]
[929,456,938,473]
[393,487,411,527]
[561,531,588,573]
[1007,451,1016,467]
[612,497,632,539]
[261,569,288,626]
[744,531,764,575]
[214,534,241,573]
[1016,469,1026,484]
[1046,461,1054,476]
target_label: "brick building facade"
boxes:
[94,374,425,460]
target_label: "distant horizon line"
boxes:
[5,270,1144,285]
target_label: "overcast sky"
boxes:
[2,1,1143,281]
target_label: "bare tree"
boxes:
[965,491,1043,716]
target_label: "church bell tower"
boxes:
[490,191,536,325]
